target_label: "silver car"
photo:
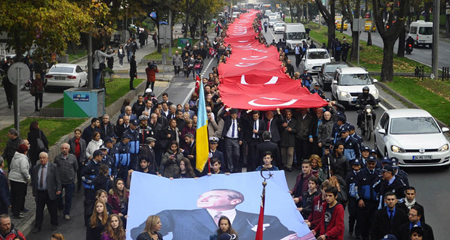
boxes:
[375,109,450,168]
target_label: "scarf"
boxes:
[404,198,416,209]
[74,138,81,159]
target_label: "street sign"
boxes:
[353,19,365,32]
[159,25,171,45]
[7,62,30,85]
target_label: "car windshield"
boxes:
[275,23,284,27]
[390,117,440,134]
[307,51,329,60]
[340,73,372,85]
[49,66,74,73]
[324,64,347,73]
[287,32,306,40]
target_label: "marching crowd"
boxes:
[0,13,434,240]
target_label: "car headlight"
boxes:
[438,144,449,152]
[370,89,378,97]
[339,91,350,98]
[391,145,405,153]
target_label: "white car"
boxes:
[273,22,286,34]
[301,48,333,74]
[45,64,88,90]
[268,16,278,27]
[331,67,379,106]
[375,109,450,168]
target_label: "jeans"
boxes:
[94,69,102,88]
[195,68,202,78]
[119,56,124,66]
[57,183,74,215]
[35,93,43,110]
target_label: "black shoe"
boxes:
[21,208,30,213]
[355,235,361,239]
[13,213,24,219]
[35,108,40,112]
[349,231,353,237]
[130,88,136,90]
[287,168,292,172]
[32,227,41,234]
[7,105,11,109]
[51,225,58,231]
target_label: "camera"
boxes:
[148,61,157,69]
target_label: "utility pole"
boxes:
[88,32,93,88]
[432,0,440,79]
[168,4,173,58]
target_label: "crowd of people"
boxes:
[0,12,434,240]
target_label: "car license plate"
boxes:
[419,40,425,43]
[55,76,65,80]
[412,155,432,160]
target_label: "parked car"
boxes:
[300,48,333,75]
[364,20,376,32]
[318,62,349,90]
[331,67,379,106]
[45,64,87,91]
[273,22,286,34]
[375,109,450,168]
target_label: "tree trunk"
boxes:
[350,30,359,61]
[367,31,372,45]
[289,5,294,24]
[184,0,190,38]
[397,27,406,57]
[381,40,395,82]
[296,3,302,23]
[328,0,336,49]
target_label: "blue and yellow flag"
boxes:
[196,80,209,172]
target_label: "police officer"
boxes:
[263,21,268,33]
[349,125,363,150]
[300,69,312,89]
[99,145,116,179]
[360,146,371,167]
[346,159,362,238]
[356,86,377,129]
[376,165,406,206]
[310,83,325,98]
[341,39,350,62]
[115,134,131,184]
[331,115,349,143]
[81,149,103,201]
[339,126,361,163]
[357,155,382,240]
[124,119,140,171]
[390,157,409,187]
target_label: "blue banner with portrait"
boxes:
[127,171,315,240]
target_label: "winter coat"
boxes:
[86,139,104,159]
[162,149,184,178]
[8,152,30,183]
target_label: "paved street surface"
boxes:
[340,27,450,69]
[0,22,445,240]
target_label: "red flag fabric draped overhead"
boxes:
[219,10,328,111]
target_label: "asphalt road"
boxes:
[24,25,447,240]
[340,27,450,69]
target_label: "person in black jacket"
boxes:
[371,192,409,240]
[396,186,425,223]
[398,205,434,240]
[99,114,115,141]
[241,110,265,171]
[129,55,137,90]
[376,165,406,204]
[27,121,48,167]
[256,131,281,170]
[86,200,108,240]
[219,107,242,173]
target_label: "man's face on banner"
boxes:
[197,191,241,211]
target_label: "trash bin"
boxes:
[177,38,192,48]
[63,88,105,117]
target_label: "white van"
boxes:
[408,20,433,48]
[283,23,308,53]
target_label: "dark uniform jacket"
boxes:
[398,221,434,240]
[371,207,408,240]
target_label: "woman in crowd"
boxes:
[309,154,325,183]
[96,189,114,215]
[86,200,108,240]
[117,45,125,68]
[186,54,196,80]
[8,144,31,219]
[120,99,130,115]
[27,121,48,167]
[31,73,45,112]
[108,178,129,225]
[194,55,203,79]
[136,215,163,240]
[209,216,238,240]
[179,158,195,178]
[86,132,104,160]
[68,128,87,192]
[255,151,279,171]
[101,214,125,240]
[162,141,184,178]
[163,119,180,148]
[94,164,113,192]
[182,51,190,77]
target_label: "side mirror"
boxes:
[442,127,449,132]
[373,79,378,83]
[378,129,386,135]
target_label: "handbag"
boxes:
[194,63,201,69]
[37,130,48,152]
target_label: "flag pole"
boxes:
[255,168,272,240]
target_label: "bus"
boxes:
[262,4,271,11]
